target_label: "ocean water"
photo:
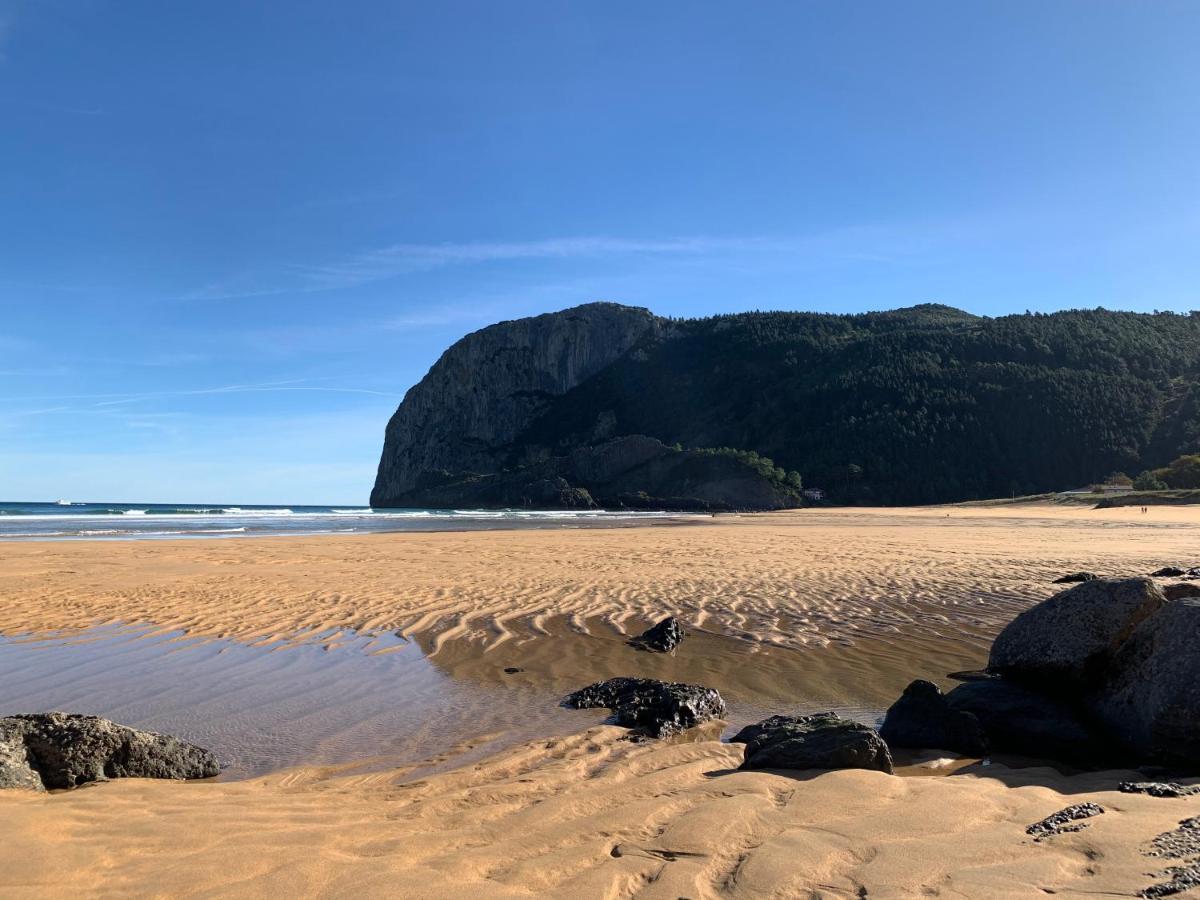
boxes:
[0,501,704,540]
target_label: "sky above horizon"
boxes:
[2,1,1198,503]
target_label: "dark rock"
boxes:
[1141,815,1200,898]
[1142,865,1200,898]
[503,667,524,674]
[1165,583,1200,602]
[1054,572,1098,584]
[989,577,1167,691]
[1152,568,1189,578]
[729,713,834,745]
[1025,803,1104,841]
[737,712,893,774]
[1120,782,1200,799]
[0,713,219,790]
[1090,599,1200,767]
[879,680,990,757]
[944,680,1112,766]
[562,677,726,738]
[629,617,685,653]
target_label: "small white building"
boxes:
[803,488,825,502]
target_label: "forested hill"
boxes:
[372,303,1200,509]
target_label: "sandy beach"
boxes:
[3,505,1200,897]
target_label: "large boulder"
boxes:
[1089,599,1200,767]
[629,617,685,653]
[944,680,1113,767]
[879,680,990,757]
[730,713,832,746]
[0,713,219,790]
[562,678,726,738]
[989,577,1167,691]
[736,712,893,774]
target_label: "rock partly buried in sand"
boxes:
[1141,814,1200,898]
[1090,599,1200,767]
[1164,583,1200,602]
[944,680,1112,767]
[628,616,685,653]
[0,713,219,791]
[989,577,1167,691]
[1025,803,1104,841]
[736,712,894,774]
[562,678,726,738]
[1152,567,1189,578]
[1053,571,1099,584]
[879,680,989,757]
[1119,782,1200,799]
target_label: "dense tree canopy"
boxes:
[518,305,1200,505]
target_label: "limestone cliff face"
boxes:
[370,303,659,506]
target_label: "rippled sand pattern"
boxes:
[4,505,1200,898]
[0,507,1195,656]
[4,725,1198,898]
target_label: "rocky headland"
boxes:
[371,302,1200,510]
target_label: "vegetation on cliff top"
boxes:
[516,305,1200,505]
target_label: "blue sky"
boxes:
[1,1,1198,503]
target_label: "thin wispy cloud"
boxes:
[183,225,938,301]
[0,379,397,409]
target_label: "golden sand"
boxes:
[2,504,1199,898]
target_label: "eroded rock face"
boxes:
[371,303,660,506]
[1090,599,1200,767]
[562,678,726,738]
[0,730,43,791]
[736,712,893,774]
[629,617,684,653]
[879,680,989,757]
[0,713,219,790]
[989,577,1167,691]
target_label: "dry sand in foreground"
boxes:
[2,505,1200,898]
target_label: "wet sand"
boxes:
[2,504,1199,897]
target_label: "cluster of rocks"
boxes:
[1151,566,1200,579]
[565,572,1200,781]
[883,577,1200,770]
[1,713,219,791]
[1142,815,1200,897]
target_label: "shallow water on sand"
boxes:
[0,616,989,779]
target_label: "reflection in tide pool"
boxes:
[0,620,944,780]
[0,625,599,779]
